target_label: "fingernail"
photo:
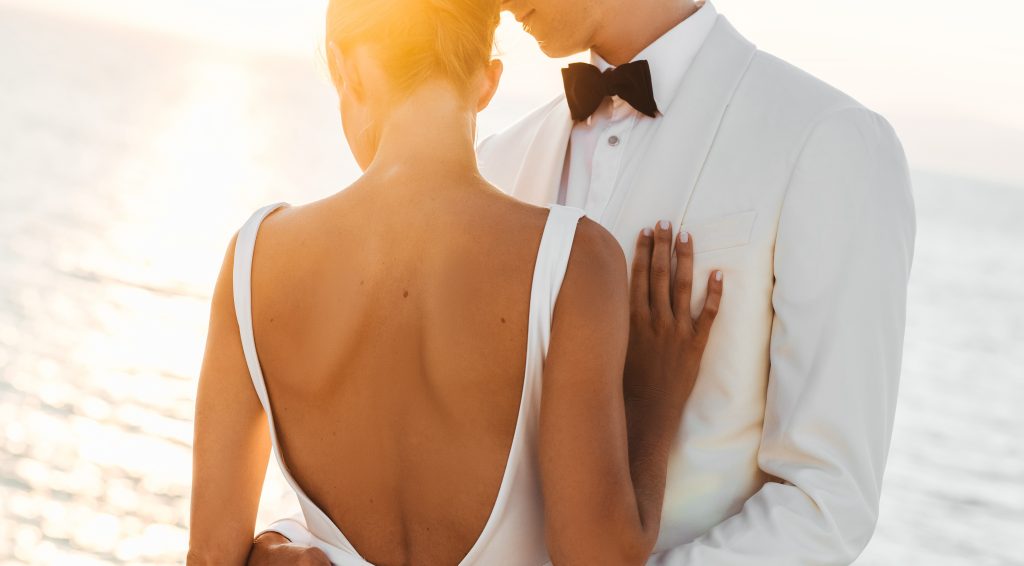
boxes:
[642,227,652,237]
[715,270,723,282]
[658,220,670,230]
[679,231,689,243]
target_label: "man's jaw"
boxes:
[499,1,531,22]
[504,4,535,27]
[499,1,585,59]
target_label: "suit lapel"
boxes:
[510,102,573,207]
[605,16,757,253]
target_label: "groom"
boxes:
[251,0,915,563]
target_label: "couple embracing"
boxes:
[189,0,915,564]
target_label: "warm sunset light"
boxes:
[1,0,1021,564]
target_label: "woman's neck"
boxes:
[362,84,482,189]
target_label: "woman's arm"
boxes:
[539,220,721,565]
[188,232,273,565]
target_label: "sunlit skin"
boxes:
[501,0,702,64]
[191,2,721,565]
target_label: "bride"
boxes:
[188,0,722,564]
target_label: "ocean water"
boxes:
[1,7,1022,565]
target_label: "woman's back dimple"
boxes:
[245,196,553,564]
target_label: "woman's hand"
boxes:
[537,218,720,564]
[246,533,330,566]
[624,220,722,428]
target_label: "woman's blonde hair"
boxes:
[326,0,501,98]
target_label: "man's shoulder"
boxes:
[730,45,901,160]
[738,46,890,133]
[738,48,910,207]
[750,48,863,109]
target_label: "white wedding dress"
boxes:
[232,201,586,565]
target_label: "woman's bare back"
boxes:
[248,180,551,564]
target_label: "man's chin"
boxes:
[535,39,588,60]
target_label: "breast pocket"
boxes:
[684,211,758,254]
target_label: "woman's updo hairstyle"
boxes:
[326,0,501,100]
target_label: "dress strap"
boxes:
[232,201,289,416]
[528,204,587,361]
[459,203,586,565]
[516,204,586,415]
[231,201,365,557]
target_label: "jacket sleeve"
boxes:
[651,106,916,565]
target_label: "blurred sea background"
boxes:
[0,0,1022,564]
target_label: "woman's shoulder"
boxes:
[542,210,627,323]
[250,195,352,253]
[564,214,626,283]
[239,200,331,294]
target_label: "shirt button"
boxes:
[608,135,621,147]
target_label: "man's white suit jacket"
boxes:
[476,13,916,566]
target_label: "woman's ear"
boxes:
[327,42,346,93]
[328,42,367,104]
[476,58,504,112]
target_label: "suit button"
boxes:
[608,135,620,147]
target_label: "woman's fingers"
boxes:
[695,270,723,344]
[672,230,693,321]
[630,227,653,318]
[650,220,673,320]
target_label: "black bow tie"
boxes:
[561,60,660,122]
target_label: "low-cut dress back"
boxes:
[231,201,586,565]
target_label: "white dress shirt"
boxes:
[558,0,718,219]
